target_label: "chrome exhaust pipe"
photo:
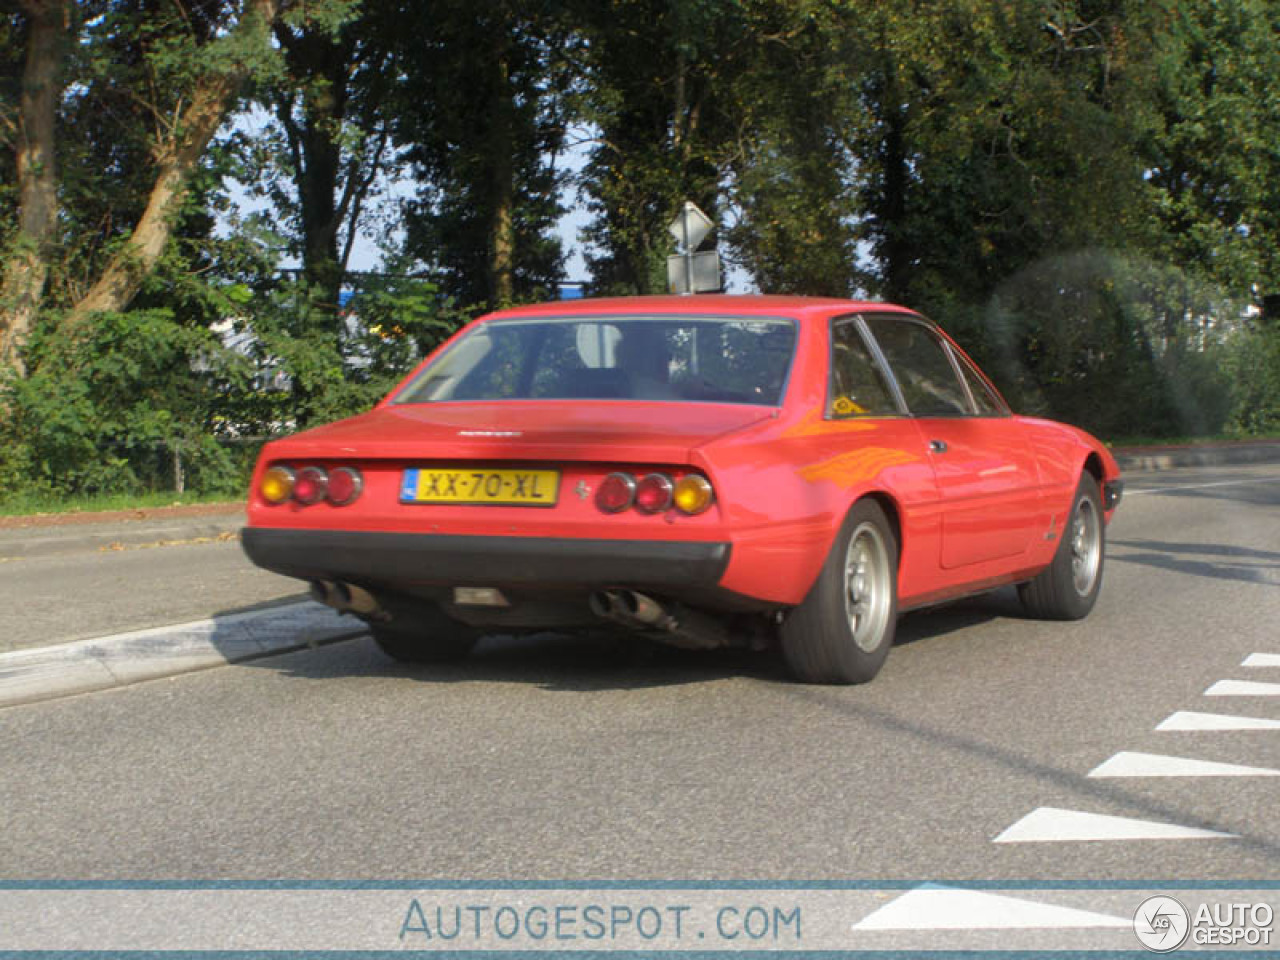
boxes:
[339,582,381,616]
[588,590,619,620]
[615,590,677,630]
[310,579,339,607]
[310,579,384,619]
[589,589,729,649]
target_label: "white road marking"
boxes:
[993,806,1235,843]
[1205,679,1280,696]
[851,887,1130,930]
[1089,750,1280,778]
[1243,653,1280,668]
[1157,710,1280,731]
[1126,477,1277,496]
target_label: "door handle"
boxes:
[929,439,948,453]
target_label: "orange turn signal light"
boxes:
[260,466,295,504]
[673,474,714,515]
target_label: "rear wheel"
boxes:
[781,499,898,684]
[1019,472,1104,620]
[370,607,479,663]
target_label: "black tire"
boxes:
[1019,472,1105,620]
[370,610,479,664]
[781,499,898,684]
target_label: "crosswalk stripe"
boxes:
[1157,710,1280,731]
[993,806,1235,843]
[1205,679,1280,696]
[851,887,1131,930]
[1089,750,1280,778]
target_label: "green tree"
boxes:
[720,1,863,295]
[1142,0,1280,295]
[262,2,393,312]
[574,0,778,294]
[391,0,571,309]
[1,0,286,371]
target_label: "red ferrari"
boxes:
[242,295,1122,684]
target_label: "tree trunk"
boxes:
[63,0,280,330]
[0,0,68,377]
[486,36,515,308]
[880,100,911,303]
[276,22,355,316]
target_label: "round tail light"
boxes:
[634,473,673,514]
[326,466,363,505]
[673,474,714,515]
[260,466,295,505]
[292,466,328,505]
[596,473,635,513]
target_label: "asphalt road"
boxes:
[1,462,1277,881]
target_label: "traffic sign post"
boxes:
[667,201,721,294]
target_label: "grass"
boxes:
[0,489,242,518]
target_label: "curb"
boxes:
[0,517,245,561]
[1112,441,1280,472]
[0,600,366,709]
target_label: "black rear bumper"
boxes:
[241,527,732,592]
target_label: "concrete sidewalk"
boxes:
[1,438,1277,710]
[0,506,245,561]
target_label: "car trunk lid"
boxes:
[268,400,775,464]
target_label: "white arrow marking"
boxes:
[1205,679,1280,696]
[1157,710,1280,731]
[994,807,1235,843]
[1089,751,1280,778]
[1243,653,1280,668]
[851,887,1130,930]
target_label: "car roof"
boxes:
[483,294,917,322]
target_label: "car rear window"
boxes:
[394,316,797,406]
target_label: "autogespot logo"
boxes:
[1134,896,1191,952]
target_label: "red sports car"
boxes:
[242,295,1122,684]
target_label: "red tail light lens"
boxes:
[293,466,328,505]
[635,473,673,514]
[326,466,363,505]
[596,473,635,513]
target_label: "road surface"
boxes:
[1,462,1277,882]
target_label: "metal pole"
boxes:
[683,204,693,295]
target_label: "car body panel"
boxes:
[922,415,1045,570]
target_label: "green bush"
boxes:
[0,309,244,502]
[1225,321,1280,435]
[0,277,466,509]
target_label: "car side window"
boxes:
[829,320,899,417]
[864,316,971,416]
[953,350,1006,416]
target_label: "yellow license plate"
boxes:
[400,467,559,506]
